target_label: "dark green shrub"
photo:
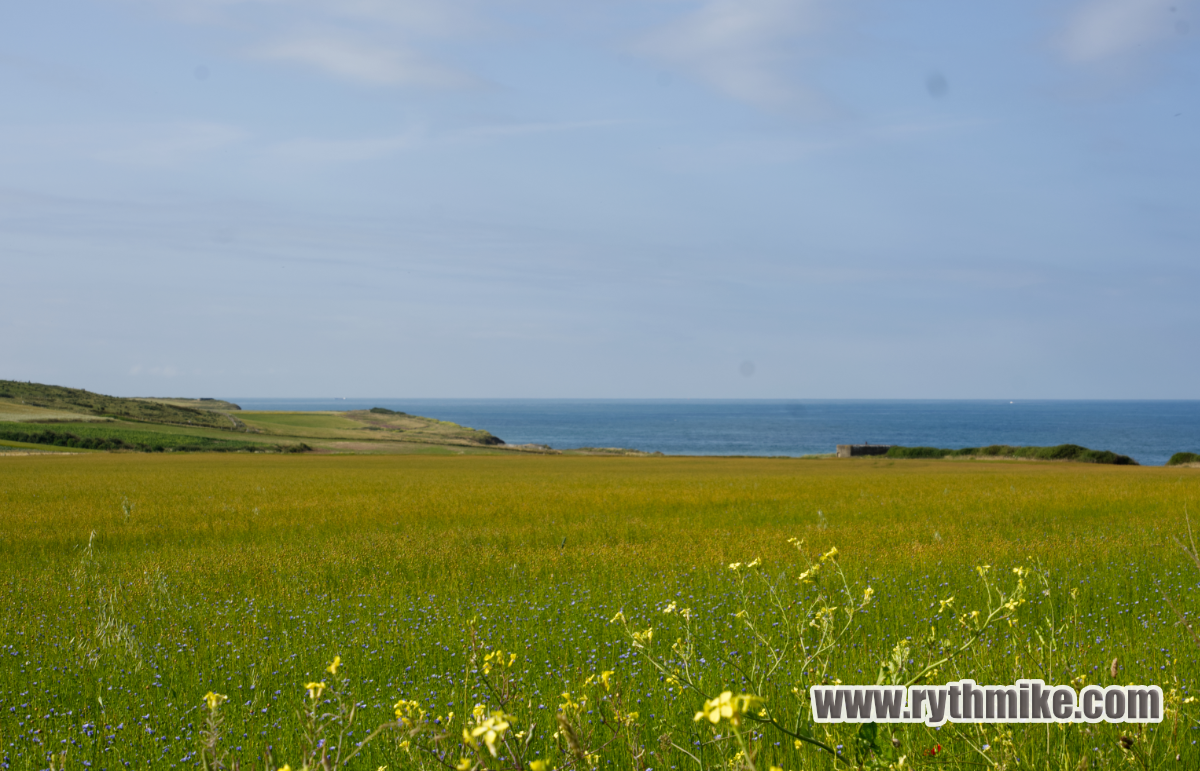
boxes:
[1168,452,1200,466]
[885,446,948,459]
[884,443,1136,465]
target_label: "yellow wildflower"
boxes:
[326,656,341,676]
[693,691,764,726]
[601,670,615,691]
[204,692,227,711]
[862,587,874,604]
[305,682,326,700]
[530,762,547,771]
[470,712,511,757]
[609,611,626,624]
[456,759,472,771]
[820,546,838,562]
[938,596,954,613]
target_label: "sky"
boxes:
[1,0,1197,399]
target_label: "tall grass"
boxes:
[0,455,1198,769]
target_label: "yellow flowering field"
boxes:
[1,454,1198,769]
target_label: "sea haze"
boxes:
[226,400,1200,467]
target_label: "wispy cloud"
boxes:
[270,131,422,163]
[1061,0,1193,62]
[636,0,830,111]
[269,119,623,164]
[130,0,486,88]
[94,123,246,167]
[253,33,476,87]
[456,119,626,139]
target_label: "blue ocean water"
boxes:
[227,399,1200,466]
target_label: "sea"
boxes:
[226,399,1200,467]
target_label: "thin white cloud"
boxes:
[456,119,626,139]
[253,34,475,87]
[0,122,246,168]
[127,0,485,88]
[271,132,422,163]
[1061,0,1192,62]
[270,120,622,164]
[637,0,829,111]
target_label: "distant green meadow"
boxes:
[1,454,1199,770]
[0,424,303,453]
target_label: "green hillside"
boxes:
[0,379,242,430]
[0,380,513,454]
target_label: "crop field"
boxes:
[1,455,1199,770]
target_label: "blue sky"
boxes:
[2,0,1197,398]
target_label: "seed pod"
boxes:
[1110,657,1119,678]
[1118,736,1135,750]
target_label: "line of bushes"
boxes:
[0,427,310,454]
[885,444,1137,465]
[1168,452,1200,466]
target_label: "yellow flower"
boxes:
[470,712,511,757]
[530,761,547,771]
[975,565,991,577]
[746,557,761,569]
[693,691,764,726]
[770,766,783,771]
[609,611,626,624]
[508,652,517,668]
[456,759,472,771]
[278,766,292,771]
[305,682,326,700]
[326,656,341,676]
[663,601,677,614]
[820,546,838,562]
[601,671,615,691]
[728,562,743,571]
[938,596,954,613]
[862,587,875,604]
[204,692,227,711]
[394,699,424,727]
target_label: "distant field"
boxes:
[0,438,92,453]
[0,401,112,423]
[1,455,1198,769]
[0,422,303,452]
